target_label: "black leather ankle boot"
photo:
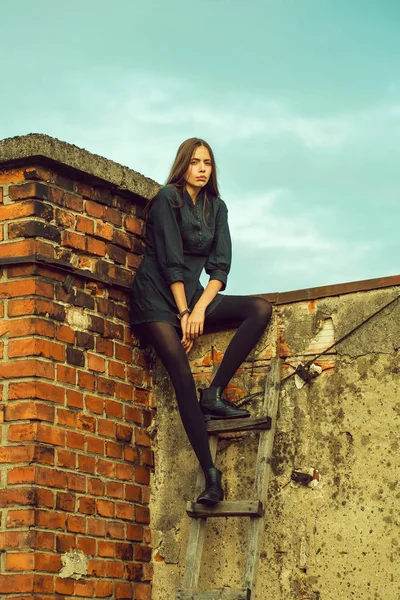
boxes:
[196,467,224,505]
[198,386,251,421]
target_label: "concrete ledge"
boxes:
[257,273,400,305]
[0,133,160,200]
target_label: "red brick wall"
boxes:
[0,165,154,599]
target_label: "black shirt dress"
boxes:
[130,184,232,330]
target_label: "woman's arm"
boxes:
[194,280,223,311]
[170,281,190,314]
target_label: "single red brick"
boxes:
[8,422,38,443]
[109,360,125,379]
[88,557,106,577]
[66,515,86,534]
[98,540,115,558]
[106,482,124,499]
[57,449,76,469]
[67,473,86,493]
[66,431,85,450]
[7,509,35,528]
[56,492,75,512]
[95,221,113,240]
[105,441,123,459]
[94,580,113,598]
[87,517,106,537]
[57,408,77,428]
[7,466,36,485]
[125,215,143,236]
[115,342,132,362]
[0,446,34,464]
[115,582,134,599]
[57,364,77,385]
[125,406,142,424]
[56,324,75,344]
[86,200,105,218]
[97,376,115,395]
[115,381,133,400]
[36,466,67,489]
[76,215,94,234]
[116,502,133,521]
[63,230,86,251]
[66,389,84,409]
[135,505,150,524]
[116,463,133,481]
[64,192,83,212]
[125,484,141,503]
[33,572,54,593]
[88,478,105,497]
[77,370,96,391]
[35,551,62,572]
[96,499,114,518]
[116,424,133,443]
[86,436,104,455]
[77,454,96,473]
[0,574,34,594]
[98,418,116,439]
[127,524,143,541]
[6,552,35,571]
[55,576,74,595]
[36,531,55,551]
[0,359,54,380]
[77,413,96,433]
[96,336,114,356]
[85,394,104,414]
[78,497,96,515]
[135,429,151,447]
[105,399,123,419]
[105,560,124,578]
[76,536,96,555]
[36,487,55,508]
[87,236,106,256]
[36,423,66,446]
[74,580,95,597]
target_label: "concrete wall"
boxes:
[151,284,400,600]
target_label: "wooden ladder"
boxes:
[176,356,282,600]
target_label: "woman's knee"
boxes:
[252,297,272,326]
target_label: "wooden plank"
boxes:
[181,435,219,589]
[206,416,271,434]
[177,588,250,600]
[186,500,263,518]
[243,355,282,596]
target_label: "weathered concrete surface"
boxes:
[0,133,160,199]
[151,285,400,600]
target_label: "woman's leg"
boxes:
[135,322,214,470]
[204,295,272,389]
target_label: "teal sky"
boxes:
[1,1,399,295]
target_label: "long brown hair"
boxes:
[143,138,220,226]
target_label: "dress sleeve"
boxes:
[204,199,232,291]
[150,187,185,285]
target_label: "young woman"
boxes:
[130,138,272,505]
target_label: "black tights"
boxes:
[135,295,272,472]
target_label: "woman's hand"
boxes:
[180,314,194,354]
[186,305,206,340]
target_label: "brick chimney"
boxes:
[0,134,159,600]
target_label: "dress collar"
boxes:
[184,188,204,207]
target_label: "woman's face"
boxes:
[184,145,212,191]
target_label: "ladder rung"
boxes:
[206,416,271,434]
[186,500,263,518]
[176,588,250,599]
